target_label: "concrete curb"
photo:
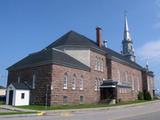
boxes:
[44,100,160,115]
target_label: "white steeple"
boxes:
[122,12,136,62]
[124,15,132,42]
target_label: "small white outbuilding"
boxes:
[6,83,30,106]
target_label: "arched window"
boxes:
[94,78,98,91]
[117,69,121,84]
[97,58,101,71]
[80,75,84,90]
[63,73,68,89]
[125,71,128,82]
[32,74,36,89]
[95,57,98,70]
[131,75,135,91]
[100,58,104,72]
[72,74,76,90]
[137,77,140,91]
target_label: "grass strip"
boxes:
[17,100,149,110]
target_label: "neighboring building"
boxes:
[0,85,6,96]
[6,15,155,106]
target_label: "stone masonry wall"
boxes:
[8,64,52,105]
[111,60,142,101]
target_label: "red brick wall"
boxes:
[8,64,52,105]
[111,60,142,101]
[51,65,92,105]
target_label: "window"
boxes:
[63,73,68,89]
[80,96,84,104]
[32,74,36,89]
[131,75,134,90]
[21,93,25,99]
[95,57,98,70]
[80,76,84,90]
[97,58,101,71]
[117,70,121,84]
[125,72,128,82]
[137,77,140,91]
[94,78,98,91]
[63,96,68,104]
[18,76,20,84]
[100,59,104,72]
[72,74,76,90]
[148,77,150,91]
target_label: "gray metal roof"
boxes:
[47,30,143,70]
[11,82,30,90]
[7,48,90,71]
[8,30,144,71]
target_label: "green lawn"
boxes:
[17,100,149,110]
[0,101,5,105]
[0,112,36,116]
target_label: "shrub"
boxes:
[138,91,144,100]
[144,91,152,100]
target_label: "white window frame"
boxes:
[80,76,84,90]
[63,73,68,89]
[72,74,76,90]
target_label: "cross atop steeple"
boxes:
[122,12,136,62]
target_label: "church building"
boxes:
[6,15,154,106]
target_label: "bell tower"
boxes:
[122,13,136,62]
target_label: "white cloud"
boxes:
[137,40,160,62]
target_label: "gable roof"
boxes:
[8,30,144,71]
[10,82,30,90]
[46,31,98,49]
[46,30,143,70]
[7,48,90,71]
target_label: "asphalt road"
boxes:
[1,101,160,120]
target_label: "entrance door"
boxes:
[8,90,13,105]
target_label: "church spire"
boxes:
[122,12,136,62]
[124,14,132,42]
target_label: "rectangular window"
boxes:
[80,77,84,90]
[18,76,20,84]
[80,96,84,104]
[21,93,25,99]
[148,77,150,91]
[32,74,36,89]
[132,76,134,90]
[72,75,76,90]
[63,96,68,104]
[63,74,68,89]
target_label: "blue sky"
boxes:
[0,0,160,90]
